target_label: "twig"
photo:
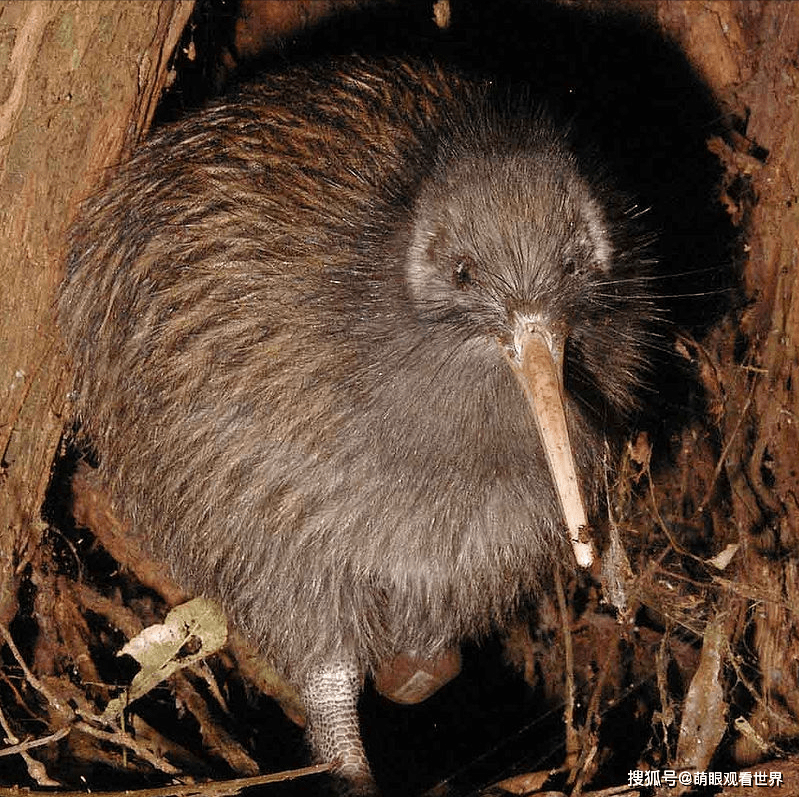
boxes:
[0,763,332,797]
[647,477,702,564]
[0,702,59,787]
[75,720,181,776]
[695,371,757,516]
[571,646,615,796]
[555,570,579,781]
[655,627,675,752]
[0,622,70,714]
[582,785,640,797]
[0,725,70,757]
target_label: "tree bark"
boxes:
[0,0,194,623]
[655,1,799,760]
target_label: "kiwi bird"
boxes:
[58,56,658,795]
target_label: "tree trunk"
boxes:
[0,0,194,639]
[655,0,799,763]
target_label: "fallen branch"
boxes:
[0,763,332,797]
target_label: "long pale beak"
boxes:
[507,324,595,568]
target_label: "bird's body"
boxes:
[59,57,657,794]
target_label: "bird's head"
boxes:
[404,122,659,566]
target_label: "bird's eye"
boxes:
[564,257,579,275]
[452,256,476,290]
